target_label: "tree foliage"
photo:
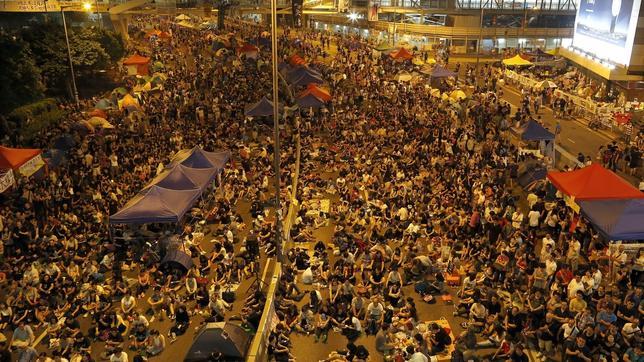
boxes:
[0,34,45,114]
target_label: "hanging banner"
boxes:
[18,154,45,177]
[0,169,15,193]
[368,0,379,21]
[292,0,303,28]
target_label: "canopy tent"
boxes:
[87,116,115,129]
[175,14,191,20]
[110,185,201,224]
[547,163,644,201]
[296,93,325,109]
[122,54,150,76]
[169,147,231,170]
[298,84,331,102]
[150,164,218,191]
[286,66,322,83]
[430,66,457,79]
[290,72,324,87]
[184,323,251,362]
[390,47,413,61]
[535,80,558,89]
[0,169,15,193]
[521,120,554,141]
[0,146,45,177]
[502,54,533,66]
[245,97,282,117]
[578,199,644,240]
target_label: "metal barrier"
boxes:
[246,262,282,362]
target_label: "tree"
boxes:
[69,32,110,74]
[0,34,45,114]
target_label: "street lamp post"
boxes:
[61,5,80,106]
[475,6,484,84]
[270,0,283,262]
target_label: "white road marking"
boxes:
[567,138,576,144]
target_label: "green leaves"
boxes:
[0,35,45,114]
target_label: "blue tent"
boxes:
[521,120,554,141]
[245,97,281,117]
[170,147,231,170]
[578,199,644,240]
[430,66,457,79]
[296,94,325,109]
[110,185,201,224]
[290,72,324,87]
[287,66,322,82]
[150,164,217,191]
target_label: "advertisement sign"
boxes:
[572,0,642,65]
[0,170,14,193]
[292,0,303,28]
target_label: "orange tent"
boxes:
[288,54,306,66]
[298,84,332,102]
[547,163,644,200]
[390,47,413,61]
[123,54,151,76]
[0,146,45,176]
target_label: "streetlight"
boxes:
[269,0,283,262]
[60,5,81,106]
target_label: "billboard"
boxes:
[572,0,642,65]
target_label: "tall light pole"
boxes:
[61,5,80,106]
[270,0,283,262]
[475,5,484,84]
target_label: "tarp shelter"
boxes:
[297,93,325,109]
[237,43,259,59]
[430,66,457,79]
[547,163,644,201]
[109,185,201,224]
[578,199,644,240]
[184,322,251,362]
[170,147,231,170]
[502,54,533,66]
[151,164,218,191]
[298,84,331,102]
[291,72,324,87]
[123,54,150,76]
[0,169,15,193]
[390,47,413,61]
[0,146,45,177]
[245,97,281,117]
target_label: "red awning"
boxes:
[123,54,151,65]
[547,163,644,200]
[0,146,42,169]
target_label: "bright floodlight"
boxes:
[83,2,92,10]
[347,12,359,21]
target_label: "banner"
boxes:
[0,169,15,193]
[368,0,379,21]
[292,0,303,28]
[18,154,45,177]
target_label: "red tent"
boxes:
[390,47,413,61]
[0,146,42,169]
[298,84,332,102]
[547,163,644,200]
[123,54,150,76]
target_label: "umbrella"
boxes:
[88,117,115,129]
[112,87,128,96]
[536,80,558,89]
[296,94,325,109]
[450,89,467,100]
[95,99,113,110]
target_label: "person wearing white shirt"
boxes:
[528,208,541,228]
[301,266,314,284]
[511,211,523,229]
[567,276,585,300]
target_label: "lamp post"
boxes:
[475,5,484,85]
[270,0,283,262]
[60,5,80,106]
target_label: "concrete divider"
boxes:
[246,262,282,362]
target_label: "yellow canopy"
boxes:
[502,54,533,66]
[87,117,115,129]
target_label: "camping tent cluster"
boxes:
[110,147,231,225]
[0,146,45,193]
[547,164,644,240]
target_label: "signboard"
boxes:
[292,0,303,28]
[368,1,379,21]
[572,0,643,65]
[18,154,45,177]
[0,0,105,12]
[0,170,15,193]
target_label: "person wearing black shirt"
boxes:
[566,336,592,362]
[429,323,451,354]
[509,343,529,362]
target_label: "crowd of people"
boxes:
[0,12,642,362]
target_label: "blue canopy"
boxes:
[286,66,322,83]
[578,199,644,241]
[290,72,324,87]
[245,97,281,117]
[150,164,217,191]
[170,147,231,170]
[110,185,201,224]
[521,120,554,141]
[296,94,325,109]
[430,66,457,78]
